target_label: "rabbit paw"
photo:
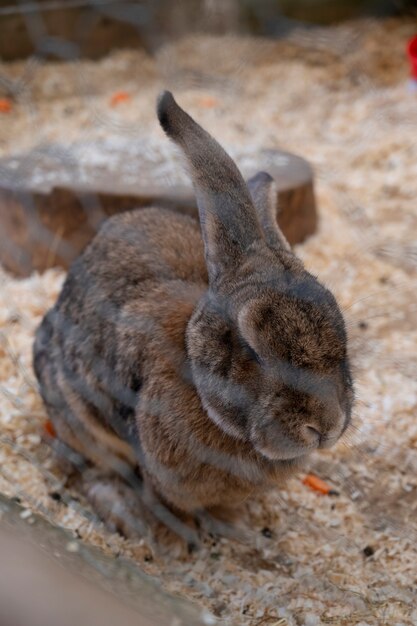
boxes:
[82,470,201,554]
[83,472,148,538]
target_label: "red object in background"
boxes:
[407,35,417,80]
[0,98,12,113]
[44,419,56,438]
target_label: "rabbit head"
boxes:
[158,91,354,463]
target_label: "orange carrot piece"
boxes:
[44,419,56,438]
[0,98,12,113]
[303,473,333,495]
[197,96,219,109]
[110,91,131,107]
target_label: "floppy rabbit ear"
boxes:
[247,171,291,251]
[157,91,263,283]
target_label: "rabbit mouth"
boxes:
[250,420,319,461]
[254,443,312,462]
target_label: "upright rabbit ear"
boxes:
[157,91,263,283]
[247,171,291,251]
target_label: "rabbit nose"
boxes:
[302,424,322,446]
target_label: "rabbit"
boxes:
[33,91,354,545]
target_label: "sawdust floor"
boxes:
[0,17,417,626]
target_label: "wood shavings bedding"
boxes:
[0,17,416,626]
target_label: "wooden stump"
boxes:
[0,144,317,277]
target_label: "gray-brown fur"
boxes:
[33,92,354,542]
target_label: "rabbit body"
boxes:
[34,208,285,515]
[34,92,354,537]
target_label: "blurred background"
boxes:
[0,0,416,62]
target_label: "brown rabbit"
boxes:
[33,91,354,544]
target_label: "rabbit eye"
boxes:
[236,330,262,364]
[243,342,262,365]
